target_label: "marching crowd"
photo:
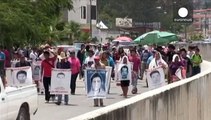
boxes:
[0,42,203,106]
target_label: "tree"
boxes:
[0,0,73,47]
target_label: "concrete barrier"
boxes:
[68,61,211,120]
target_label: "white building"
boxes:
[63,0,97,33]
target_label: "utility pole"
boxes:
[89,0,92,39]
[205,12,207,38]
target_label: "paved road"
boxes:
[31,79,149,120]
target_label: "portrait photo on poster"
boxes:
[121,65,129,79]
[33,66,41,75]
[57,72,66,79]
[118,64,131,81]
[50,69,71,94]
[147,68,165,89]
[86,69,106,98]
[16,70,27,84]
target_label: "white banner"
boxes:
[32,61,42,81]
[105,66,112,93]
[6,67,33,86]
[147,67,165,89]
[50,69,71,94]
[116,18,133,28]
[85,69,107,99]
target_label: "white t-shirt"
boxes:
[84,56,95,67]
[30,51,38,61]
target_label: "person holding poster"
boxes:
[91,56,106,107]
[15,54,31,67]
[118,55,131,98]
[55,52,71,105]
[147,51,168,89]
[41,51,57,103]
[169,54,185,82]
[128,48,140,94]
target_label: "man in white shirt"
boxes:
[30,48,38,61]
[84,50,95,68]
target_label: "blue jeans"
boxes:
[57,95,69,103]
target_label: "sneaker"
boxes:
[55,102,61,105]
[45,101,49,103]
[65,102,68,105]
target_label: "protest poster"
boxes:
[117,63,132,81]
[147,67,165,89]
[32,61,42,81]
[85,69,107,99]
[50,69,71,95]
[105,66,112,93]
[6,67,33,86]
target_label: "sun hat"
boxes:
[58,52,67,59]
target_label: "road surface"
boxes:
[32,79,149,120]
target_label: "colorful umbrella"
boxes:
[113,36,132,42]
[134,31,178,45]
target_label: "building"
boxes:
[63,0,97,34]
[193,8,211,38]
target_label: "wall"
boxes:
[68,60,211,120]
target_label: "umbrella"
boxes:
[113,36,132,42]
[134,30,159,43]
[134,31,178,45]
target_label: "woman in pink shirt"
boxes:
[128,49,140,94]
[68,49,81,95]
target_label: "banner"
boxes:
[50,69,71,95]
[147,67,165,89]
[105,66,112,93]
[32,61,42,81]
[85,69,107,99]
[6,67,33,86]
[117,63,132,81]
[175,67,186,80]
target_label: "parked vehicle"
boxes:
[0,78,38,120]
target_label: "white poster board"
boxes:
[175,68,183,80]
[105,66,112,93]
[6,67,33,86]
[85,69,107,99]
[32,61,42,81]
[147,67,165,89]
[117,63,132,81]
[50,69,71,95]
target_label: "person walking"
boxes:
[41,51,57,103]
[128,49,140,94]
[68,49,81,95]
[55,52,71,105]
[191,48,202,76]
[91,56,105,107]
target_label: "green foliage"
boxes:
[0,0,73,47]
[50,21,90,45]
[190,33,204,41]
[98,0,192,33]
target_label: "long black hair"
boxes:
[89,72,105,93]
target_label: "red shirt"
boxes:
[41,57,56,77]
[128,55,140,72]
[68,57,81,74]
